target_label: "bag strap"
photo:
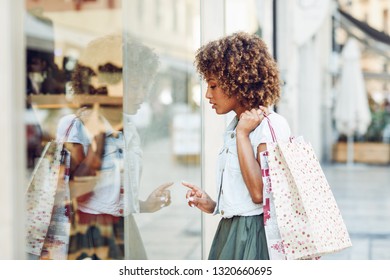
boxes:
[61,117,78,143]
[264,114,295,143]
[264,114,277,142]
[60,117,79,163]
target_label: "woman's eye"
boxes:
[209,85,216,89]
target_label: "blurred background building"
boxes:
[1,0,389,260]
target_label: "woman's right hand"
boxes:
[236,106,269,137]
[182,181,216,214]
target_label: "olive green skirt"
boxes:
[208,214,269,260]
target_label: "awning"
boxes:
[25,12,55,52]
[335,8,390,60]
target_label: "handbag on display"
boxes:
[26,119,76,260]
[261,117,352,260]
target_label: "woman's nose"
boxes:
[205,88,212,99]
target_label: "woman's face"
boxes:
[205,77,243,115]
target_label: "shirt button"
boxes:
[226,148,229,153]
[221,210,224,215]
[231,133,235,138]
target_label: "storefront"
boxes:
[0,0,275,260]
[332,7,390,164]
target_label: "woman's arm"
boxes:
[64,132,105,178]
[236,133,264,204]
[65,133,105,202]
[236,108,266,204]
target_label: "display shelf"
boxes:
[27,94,123,109]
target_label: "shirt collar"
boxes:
[226,115,239,132]
[100,116,121,137]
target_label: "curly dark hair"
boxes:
[195,32,280,108]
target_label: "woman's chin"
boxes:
[214,108,226,115]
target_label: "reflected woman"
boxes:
[56,34,172,260]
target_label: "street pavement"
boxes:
[321,163,390,260]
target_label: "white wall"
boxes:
[276,0,333,161]
[200,0,226,260]
[0,0,26,259]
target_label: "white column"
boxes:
[320,14,334,162]
[297,37,324,159]
[200,0,226,260]
[295,5,333,161]
[276,0,332,162]
[275,0,299,135]
[0,0,26,259]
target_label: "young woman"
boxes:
[182,32,291,260]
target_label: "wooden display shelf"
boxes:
[27,94,122,109]
[332,142,390,164]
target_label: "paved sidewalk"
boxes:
[321,163,390,260]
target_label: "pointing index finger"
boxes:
[181,181,198,190]
[158,182,174,191]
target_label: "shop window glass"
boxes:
[24,0,201,260]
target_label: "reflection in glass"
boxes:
[25,0,201,260]
[123,0,202,260]
[26,12,66,96]
[60,34,174,260]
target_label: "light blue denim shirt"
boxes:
[213,111,291,218]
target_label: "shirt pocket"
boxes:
[101,145,118,170]
[226,147,241,172]
[217,147,226,169]
[226,143,260,172]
